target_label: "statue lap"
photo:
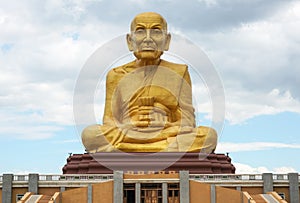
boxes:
[82,124,217,153]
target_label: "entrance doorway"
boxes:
[124,183,135,203]
[123,183,180,203]
[141,183,162,203]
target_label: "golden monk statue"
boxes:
[82,12,217,153]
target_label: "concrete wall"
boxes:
[61,187,88,203]
[274,187,290,202]
[12,187,27,203]
[241,187,263,195]
[39,188,60,196]
[93,181,113,203]
[190,180,249,203]
[61,181,113,203]
[216,186,245,203]
[190,180,211,203]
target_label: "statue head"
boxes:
[127,12,171,61]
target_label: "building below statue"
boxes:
[62,152,235,174]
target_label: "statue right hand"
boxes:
[133,106,168,127]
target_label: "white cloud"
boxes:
[0,0,129,140]
[191,1,300,124]
[0,114,64,140]
[225,88,300,124]
[217,142,300,153]
[234,162,297,174]
[0,170,38,175]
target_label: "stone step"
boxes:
[25,195,41,203]
[261,194,280,203]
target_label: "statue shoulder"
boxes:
[106,60,136,80]
[159,59,188,76]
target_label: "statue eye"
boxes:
[134,29,146,36]
[150,29,163,37]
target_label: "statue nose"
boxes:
[143,30,154,43]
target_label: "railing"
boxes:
[189,174,291,182]
[273,174,289,181]
[190,174,262,181]
[56,174,114,181]
[14,175,29,181]
[0,173,298,183]
[0,174,114,182]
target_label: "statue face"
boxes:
[127,13,171,60]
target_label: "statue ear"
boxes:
[164,33,171,51]
[126,33,134,51]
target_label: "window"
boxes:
[278,192,285,200]
[168,183,180,203]
[16,194,24,202]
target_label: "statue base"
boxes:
[62,152,235,174]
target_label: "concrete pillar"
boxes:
[28,173,39,194]
[262,173,273,193]
[288,173,299,203]
[210,184,216,203]
[2,174,13,203]
[179,170,189,203]
[60,186,65,203]
[135,182,141,203]
[162,182,168,203]
[88,184,92,203]
[113,171,123,203]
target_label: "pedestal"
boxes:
[62,152,235,174]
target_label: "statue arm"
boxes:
[103,69,121,125]
[178,67,196,127]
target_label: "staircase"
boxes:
[17,192,60,203]
[37,195,52,203]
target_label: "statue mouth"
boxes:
[141,46,156,51]
[141,45,156,51]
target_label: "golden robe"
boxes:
[82,59,217,153]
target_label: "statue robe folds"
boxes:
[82,60,217,153]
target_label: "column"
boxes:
[262,173,273,193]
[2,174,13,203]
[179,170,189,203]
[135,182,141,203]
[162,182,168,203]
[28,173,39,194]
[288,173,299,203]
[60,186,66,192]
[210,184,216,203]
[113,171,123,203]
[87,184,92,203]
[60,186,65,203]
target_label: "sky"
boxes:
[0,0,300,174]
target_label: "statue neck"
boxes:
[135,58,161,67]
